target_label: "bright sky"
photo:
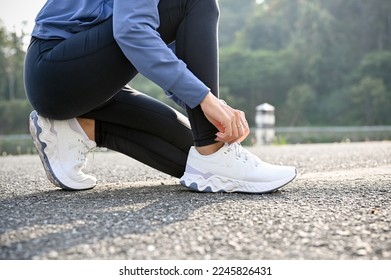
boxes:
[0,0,47,34]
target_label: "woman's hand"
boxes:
[200,92,250,144]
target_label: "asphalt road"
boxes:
[0,141,390,260]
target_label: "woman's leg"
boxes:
[157,0,297,193]
[86,0,221,175]
[82,86,193,178]
[158,0,220,147]
[81,0,221,175]
[25,17,193,180]
[24,17,135,120]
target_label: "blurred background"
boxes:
[0,0,390,154]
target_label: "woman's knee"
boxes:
[189,0,220,18]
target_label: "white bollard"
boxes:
[255,103,275,145]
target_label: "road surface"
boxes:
[0,141,390,260]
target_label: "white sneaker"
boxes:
[29,111,97,190]
[180,143,296,193]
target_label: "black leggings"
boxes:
[24,0,220,178]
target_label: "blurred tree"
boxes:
[218,0,255,47]
[356,51,391,89]
[0,21,26,101]
[219,0,391,126]
[0,99,32,134]
[281,84,316,126]
[0,23,8,100]
[349,77,387,125]
[349,51,391,124]
[219,48,295,126]
[236,0,298,51]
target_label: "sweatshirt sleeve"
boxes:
[112,0,210,108]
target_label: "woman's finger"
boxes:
[200,93,250,144]
[237,110,250,143]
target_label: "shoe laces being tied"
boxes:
[227,142,261,167]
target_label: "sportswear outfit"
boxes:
[25,0,296,192]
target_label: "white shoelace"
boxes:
[227,143,260,167]
[76,138,97,170]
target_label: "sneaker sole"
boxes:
[29,111,93,191]
[180,169,297,194]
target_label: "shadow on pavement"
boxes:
[0,182,284,259]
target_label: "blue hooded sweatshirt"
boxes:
[32,0,210,109]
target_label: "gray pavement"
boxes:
[0,141,390,260]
